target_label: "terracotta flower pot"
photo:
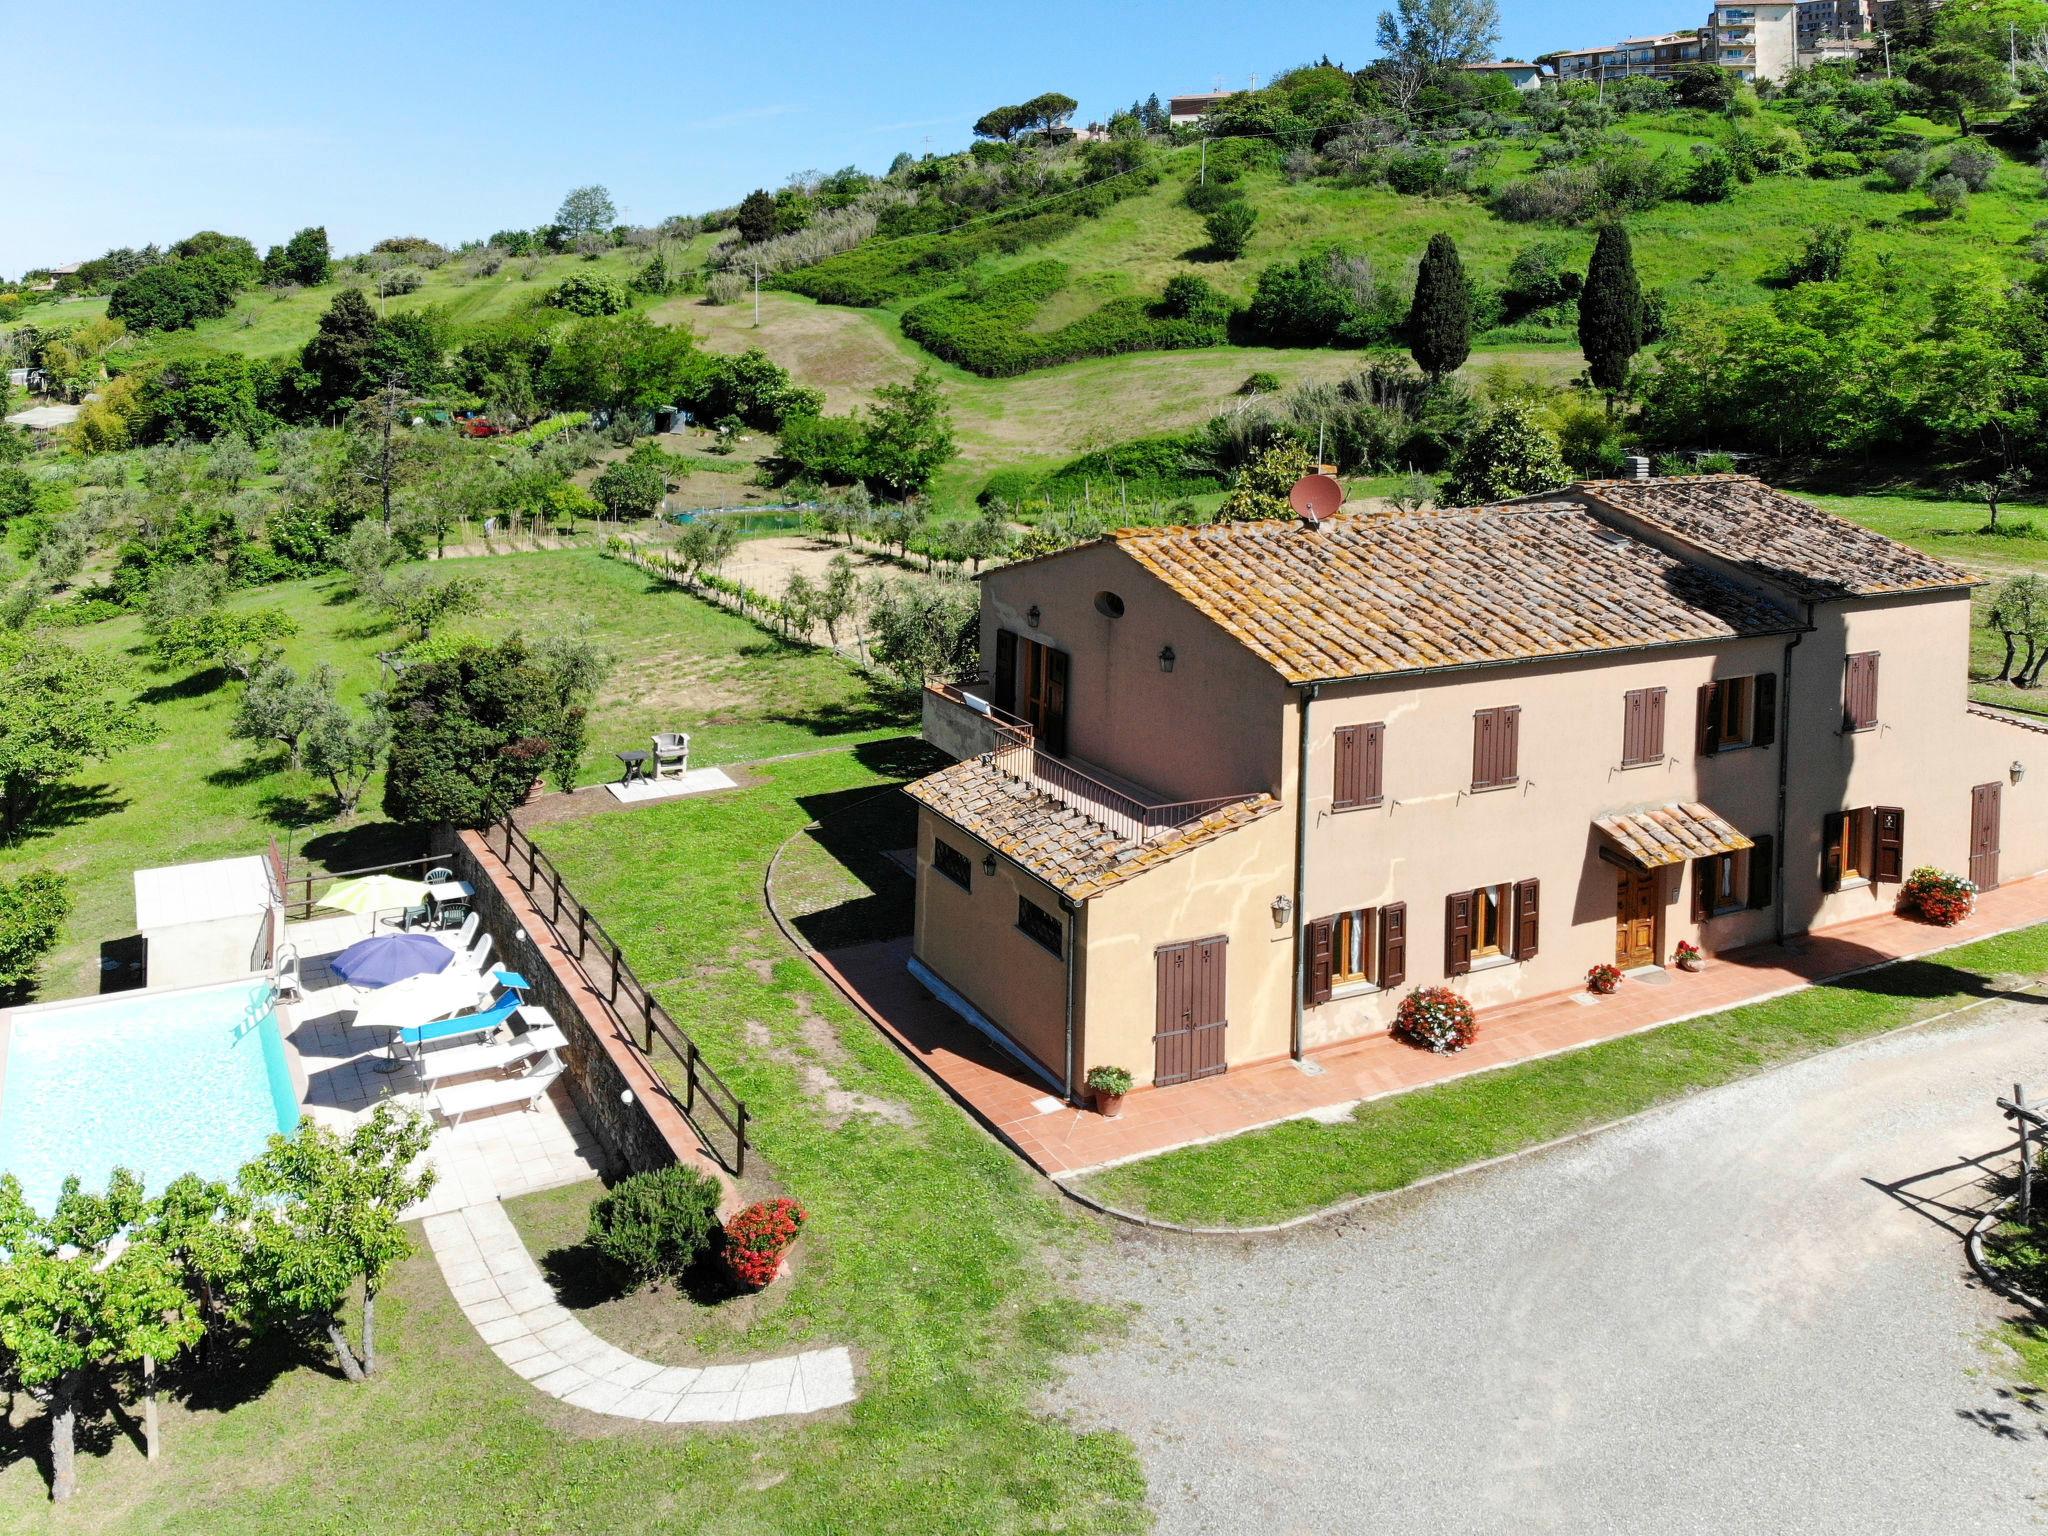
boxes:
[1095,1090,1126,1119]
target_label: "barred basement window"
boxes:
[933,839,972,891]
[1017,896,1063,957]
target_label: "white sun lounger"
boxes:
[430,1057,565,1124]
[415,1025,568,1083]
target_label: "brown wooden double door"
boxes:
[1971,782,2002,892]
[1615,866,1660,969]
[992,630,1068,755]
[1154,937,1227,1087]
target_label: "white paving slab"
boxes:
[424,1199,857,1424]
[603,766,738,804]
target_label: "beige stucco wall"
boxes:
[911,808,1070,1085]
[1078,810,1298,1088]
[1291,634,1794,1044]
[1782,591,2048,931]
[979,544,1289,803]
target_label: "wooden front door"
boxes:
[1020,637,1068,756]
[1154,937,1228,1088]
[1971,782,2002,892]
[1615,866,1659,969]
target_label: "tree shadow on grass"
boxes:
[295,820,429,875]
[173,1325,347,1413]
[206,753,282,789]
[763,687,920,742]
[136,667,229,705]
[258,789,337,833]
[3,781,127,845]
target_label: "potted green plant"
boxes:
[1674,940,1703,973]
[1085,1065,1134,1118]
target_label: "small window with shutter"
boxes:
[1621,687,1666,768]
[1843,652,1879,732]
[1333,724,1385,811]
[1471,706,1520,791]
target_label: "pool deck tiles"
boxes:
[424,1201,858,1424]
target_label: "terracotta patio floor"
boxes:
[818,873,2048,1180]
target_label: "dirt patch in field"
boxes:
[658,293,915,415]
[790,992,915,1129]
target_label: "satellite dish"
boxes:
[1288,473,1343,525]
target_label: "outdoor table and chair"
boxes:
[617,750,651,784]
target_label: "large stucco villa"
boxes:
[907,476,2046,1099]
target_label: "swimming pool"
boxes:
[0,978,300,1212]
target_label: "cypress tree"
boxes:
[1579,224,1645,399]
[1407,233,1471,384]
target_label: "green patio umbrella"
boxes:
[318,874,430,918]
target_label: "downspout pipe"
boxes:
[1772,603,1810,944]
[1060,894,1079,1103]
[1290,682,1322,1061]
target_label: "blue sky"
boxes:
[5,0,1657,276]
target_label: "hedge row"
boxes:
[777,170,1160,308]
[979,430,1219,507]
[900,261,1227,378]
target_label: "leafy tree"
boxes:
[1203,201,1259,259]
[375,566,485,641]
[1778,223,1852,287]
[106,260,239,333]
[776,411,869,485]
[0,631,154,838]
[171,231,262,287]
[1219,440,1315,522]
[547,273,629,316]
[233,660,336,771]
[1578,224,1645,399]
[959,504,1015,572]
[867,579,978,689]
[0,867,70,1000]
[673,516,740,580]
[973,104,1028,141]
[1907,43,2012,132]
[1928,172,1970,217]
[539,314,698,417]
[817,553,864,648]
[239,1106,435,1381]
[592,454,667,517]
[301,289,387,409]
[1376,0,1501,76]
[1407,233,1472,384]
[1990,572,2048,683]
[555,185,618,239]
[1670,61,1737,109]
[144,567,297,682]
[381,637,582,824]
[302,692,390,816]
[0,1170,202,1502]
[735,189,779,245]
[1963,467,2033,533]
[1439,400,1571,504]
[781,570,821,639]
[861,369,956,498]
[1020,92,1080,135]
[264,226,331,286]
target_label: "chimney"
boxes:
[1624,455,1651,481]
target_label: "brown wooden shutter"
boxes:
[1747,834,1774,910]
[1360,722,1384,807]
[1822,811,1846,891]
[1306,916,1333,1005]
[1472,709,1495,790]
[1379,901,1406,987]
[1622,690,1643,766]
[1043,648,1069,755]
[1513,878,1540,959]
[1333,726,1361,810]
[1751,672,1776,749]
[993,630,1017,714]
[1691,860,1712,922]
[1501,705,1520,783]
[1445,891,1473,976]
[1843,652,1878,732]
[1697,681,1722,758]
[1874,806,1904,883]
[1645,687,1666,761]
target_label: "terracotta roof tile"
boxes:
[906,755,1279,900]
[1110,503,1800,684]
[1575,476,1969,600]
[1596,802,1755,868]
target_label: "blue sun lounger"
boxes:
[398,972,531,1050]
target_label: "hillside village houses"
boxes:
[910,479,2043,1099]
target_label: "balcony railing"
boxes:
[988,739,1255,846]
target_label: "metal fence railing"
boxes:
[278,852,455,921]
[479,816,749,1176]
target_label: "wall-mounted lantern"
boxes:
[1158,645,1176,673]
[982,853,998,877]
[1270,894,1293,926]
[2013,760,2028,785]
[1026,605,1041,629]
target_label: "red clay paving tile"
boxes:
[818,874,2048,1180]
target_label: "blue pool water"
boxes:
[0,978,299,1212]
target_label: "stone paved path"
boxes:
[424,1201,858,1423]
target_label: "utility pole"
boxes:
[752,257,762,328]
[1200,132,1208,184]
[379,374,402,529]
[1879,28,1890,77]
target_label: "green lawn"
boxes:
[0,744,1146,1532]
[0,549,909,1002]
[1078,922,2048,1228]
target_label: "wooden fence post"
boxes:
[2019,1083,2034,1224]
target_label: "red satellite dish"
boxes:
[1288,473,1343,524]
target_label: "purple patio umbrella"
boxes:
[330,932,456,988]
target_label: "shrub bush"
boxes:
[900,261,1227,376]
[588,1165,725,1283]
[1183,178,1240,214]
[1239,370,1282,394]
[1877,148,1926,190]
[1492,168,1601,224]
[1809,150,1862,179]
[1392,985,1478,1053]
[1687,148,1737,202]
[0,868,72,1000]
[1928,173,1969,218]
[1502,239,1582,315]
[1203,201,1258,258]
[1899,865,1975,926]
[548,272,630,316]
[1243,249,1404,346]
[1385,147,1452,195]
[1941,143,2000,193]
[724,1197,807,1290]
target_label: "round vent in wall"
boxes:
[1094,591,1126,619]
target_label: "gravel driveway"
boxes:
[1069,1003,2048,1534]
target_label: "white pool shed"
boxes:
[134,855,282,989]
